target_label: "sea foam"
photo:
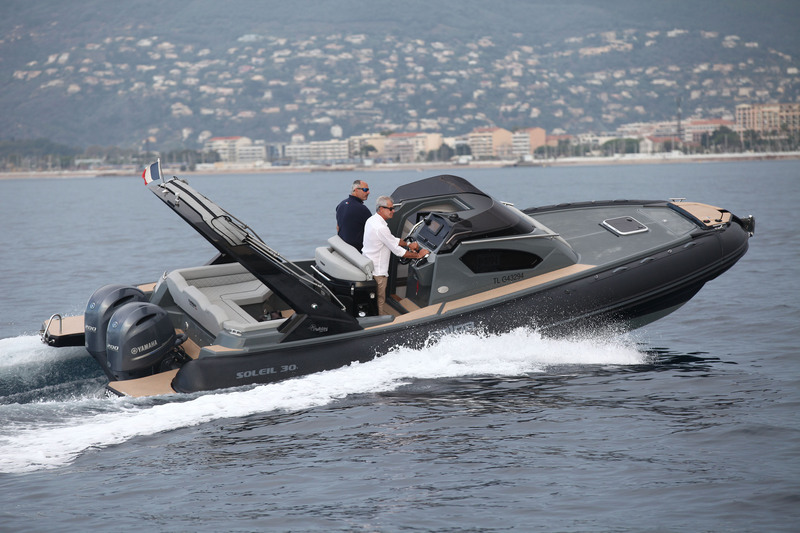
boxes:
[0,328,645,473]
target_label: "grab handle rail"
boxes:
[41,313,63,344]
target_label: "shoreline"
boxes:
[2,151,799,180]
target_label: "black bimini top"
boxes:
[391,175,535,252]
[392,174,489,203]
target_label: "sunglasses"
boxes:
[380,205,395,211]
[359,187,369,192]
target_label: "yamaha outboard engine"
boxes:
[85,284,147,373]
[105,302,186,380]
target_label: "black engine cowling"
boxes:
[85,284,147,369]
[105,301,185,380]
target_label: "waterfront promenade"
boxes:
[2,151,799,180]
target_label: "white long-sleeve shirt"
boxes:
[362,212,406,277]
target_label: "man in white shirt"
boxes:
[362,195,429,315]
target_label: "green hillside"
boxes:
[1,0,798,149]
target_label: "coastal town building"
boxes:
[348,133,387,160]
[575,132,618,150]
[616,121,677,140]
[682,119,735,143]
[511,127,546,157]
[203,136,266,163]
[309,139,350,162]
[285,139,349,164]
[468,127,513,159]
[383,132,444,163]
[236,141,268,164]
[735,103,800,134]
[383,133,417,163]
[617,117,735,143]
[545,134,573,148]
[640,136,682,154]
[198,107,767,168]
[284,141,311,163]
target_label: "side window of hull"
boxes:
[459,249,542,274]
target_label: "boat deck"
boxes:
[532,204,700,264]
[106,335,201,397]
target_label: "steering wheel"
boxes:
[410,254,429,268]
[399,237,433,267]
[398,236,417,265]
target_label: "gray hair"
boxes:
[376,195,393,209]
[350,180,365,193]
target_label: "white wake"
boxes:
[0,335,88,369]
[0,328,646,473]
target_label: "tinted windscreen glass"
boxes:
[460,249,542,274]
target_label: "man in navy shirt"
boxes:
[335,180,371,251]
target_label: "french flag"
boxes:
[142,159,162,185]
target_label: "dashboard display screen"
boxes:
[427,219,443,235]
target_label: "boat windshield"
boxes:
[392,175,535,252]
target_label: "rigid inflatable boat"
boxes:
[41,162,754,397]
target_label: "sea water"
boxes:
[0,161,798,531]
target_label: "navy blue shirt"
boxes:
[336,195,371,251]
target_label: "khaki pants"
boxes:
[375,275,388,315]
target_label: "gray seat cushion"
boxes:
[314,235,374,281]
[164,263,281,335]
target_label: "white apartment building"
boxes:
[284,142,312,163]
[468,127,513,159]
[682,119,735,143]
[203,136,266,163]
[384,132,443,163]
[511,127,546,156]
[349,133,387,159]
[237,141,267,164]
[285,139,349,163]
[617,118,734,143]
[309,139,349,162]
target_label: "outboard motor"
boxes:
[105,302,186,380]
[85,284,147,371]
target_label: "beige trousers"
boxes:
[374,275,388,315]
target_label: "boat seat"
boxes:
[314,235,374,282]
[164,263,285,336]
